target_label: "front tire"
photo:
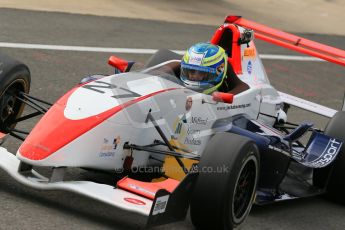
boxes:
[190,133,259,230]
[0,53,31,132]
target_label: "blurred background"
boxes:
[0,0,344,35]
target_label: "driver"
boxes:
[180,42,248,94]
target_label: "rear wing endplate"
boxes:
[225,16,345,67]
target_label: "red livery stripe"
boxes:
[19,87,179,161]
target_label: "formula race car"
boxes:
[0,15,345,230]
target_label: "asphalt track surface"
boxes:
[0,8,345,230]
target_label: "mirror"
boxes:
[108,55,134,73]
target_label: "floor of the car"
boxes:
[279,161,323,198]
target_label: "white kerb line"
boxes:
[0,42,332,61]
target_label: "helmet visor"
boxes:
[180,63,222,84]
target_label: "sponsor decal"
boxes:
[185,97,193,111]
[172,97,193,139]
[152,195,170,215]
[187,128,201,135]
[189,53,204,65]
[217,103,251,111]
[174,122,183,135]
[99,136,120,157]
[191,116,208,125]
[124,197,146,205]
[184,137,201,145]
[32,144,51,153]
[308,138,342,167]
[247,61,252,75]
[171,96,203,149]
[172,114,188,140]
[128,184,156,196]
[99,152,115,157]
[243,47,256,59]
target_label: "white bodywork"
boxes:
[15,66,274,169]
[15,40,338,170]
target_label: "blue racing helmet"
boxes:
[180,42,228,94]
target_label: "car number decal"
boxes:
[82,80,141,99]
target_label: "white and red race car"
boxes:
[0,16,344,230]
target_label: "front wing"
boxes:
[0,147,195,227]
[0,147,153,215]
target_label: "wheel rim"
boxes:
[0,81,24,131]
[232,154,258,224]
[1,91,16,122]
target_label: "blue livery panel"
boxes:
[296,132,343,168]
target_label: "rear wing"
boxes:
[225,16,345,67]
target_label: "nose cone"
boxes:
[18,74,181,161]
[18,86,125,161]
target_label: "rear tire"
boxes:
[190,133,259,230]
[313,111,345,203]
[0,53,31,132]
